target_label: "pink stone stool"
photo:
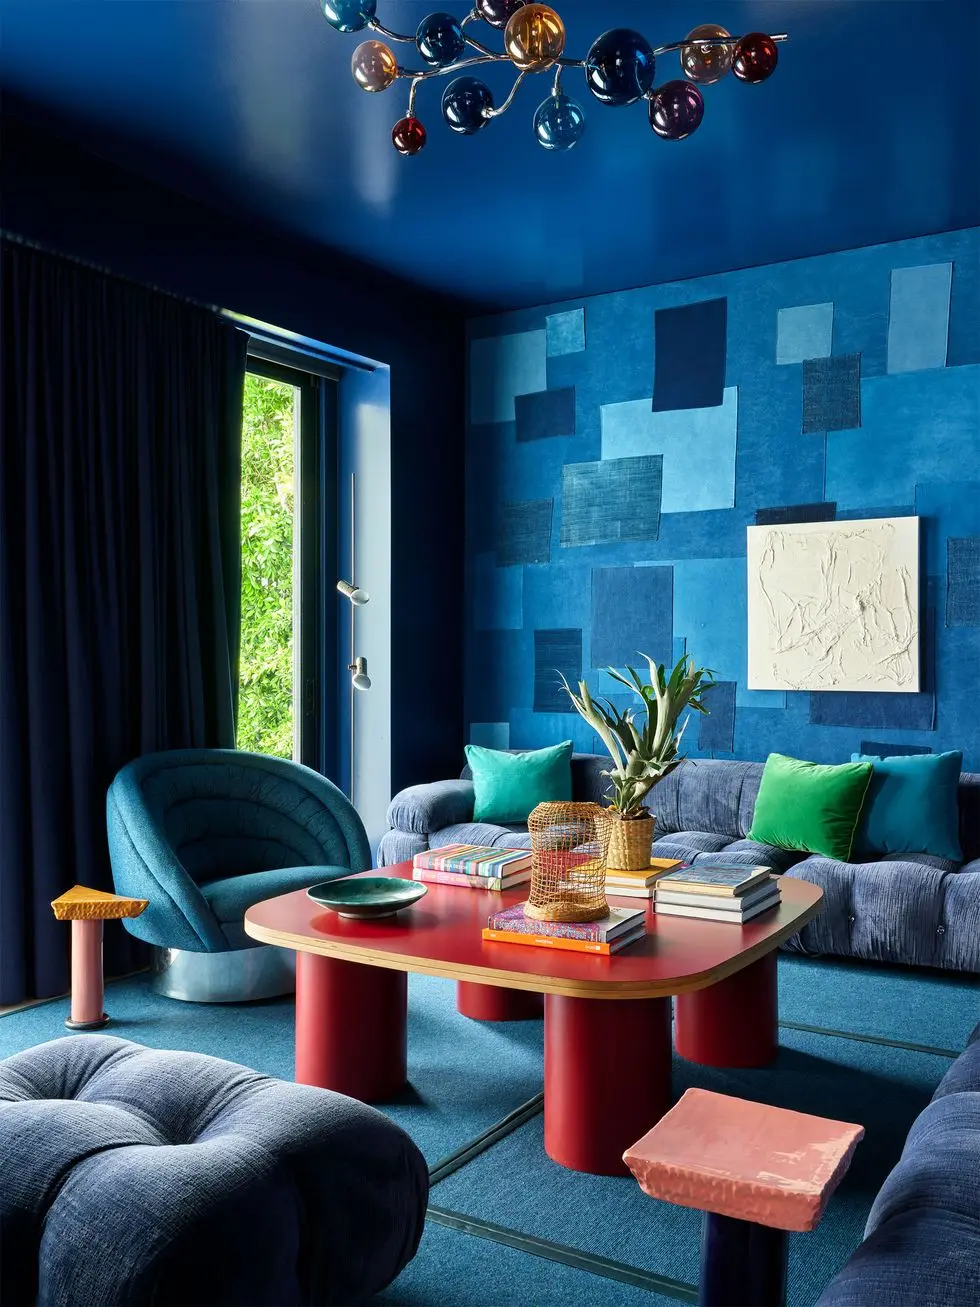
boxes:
[51,885,148,1031]
[625,1088,864,1307]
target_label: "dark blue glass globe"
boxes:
[533,93,586,150]
[416,12,466,66]
[441,77,494,134]
[584,28,656,106]
[320,0,377,34]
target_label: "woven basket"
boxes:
[525,802,612,923]
[606,813,655,872]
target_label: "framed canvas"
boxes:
[746,516,920,692]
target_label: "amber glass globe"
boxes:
[679,24,732,85]
[504,4,565,72]
[351,40,398,92]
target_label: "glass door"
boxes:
[238,360,335,770]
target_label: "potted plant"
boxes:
[561,654,714,871]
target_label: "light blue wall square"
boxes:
[470,330,547,424]
[776,302,834,364]
[547,308,585,357]
[887,263,952,374]
[469,722,510,749]
[473,551,522,631]
[600,386,738,513]
[672,557,746,687]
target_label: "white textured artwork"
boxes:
[746,517,920,692]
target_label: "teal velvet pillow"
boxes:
[747,753,873,861]
[464,741,573,824]
[850,751,963,862]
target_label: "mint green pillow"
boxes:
[464,741,573,824]
[748,753,873,861]
[850,751,963,862]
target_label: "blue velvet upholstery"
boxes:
[0,1035,427,1307]
[107,750,372,952]
[381,755,980,972]
[816,1023,980,1307]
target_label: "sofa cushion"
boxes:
[377,829,428,868]
[430,822,532,851]
[0,1035,428,1307]
[386,780,474,836]
[853,750,964,863]
[464,741,572,823]
[648,760,763,840]
[933,1037,980,1099]
[783,858,952,968]
[748,754,873,860]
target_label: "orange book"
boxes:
[481,926,644,955]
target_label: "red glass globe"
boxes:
[732,33,779,84]
[392,116,427,155]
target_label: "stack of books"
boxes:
[412,844,531,891]
[482,902,646,955]
[606,856,686,899]
[653,865,780,923]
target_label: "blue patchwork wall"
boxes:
[465,229,980,772]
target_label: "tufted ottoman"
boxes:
[0,1036,428,1306]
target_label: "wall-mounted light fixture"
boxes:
[337,579,370,606]
[338,474,371,801]
[349,654,372,692]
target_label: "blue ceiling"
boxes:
[2,1,978,310]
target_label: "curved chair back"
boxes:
[107,749,371,952]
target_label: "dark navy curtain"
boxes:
[0,239,247,1004]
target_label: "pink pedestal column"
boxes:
[66,919,109,1030]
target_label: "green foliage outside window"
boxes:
[238,373,296,758]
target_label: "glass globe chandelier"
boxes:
[320,2,786,155]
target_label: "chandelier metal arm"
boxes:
[484,69,529,118]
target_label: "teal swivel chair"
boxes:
[107,749,371,1000]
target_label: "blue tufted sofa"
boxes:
[0,1035,427,1306]
[380,755,980,973]
[816,1019,980,1307]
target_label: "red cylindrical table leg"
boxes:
[457,982,544,1021]
[66,919,109,1031]
[544,993,672,1175]
[295,952,407,1101]
[674,952,778,1068]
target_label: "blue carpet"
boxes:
[0,972,544,1167]
[2,954,975,1306]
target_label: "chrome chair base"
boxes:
[151,944,296,1003]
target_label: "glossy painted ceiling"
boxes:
[2,1,978,309]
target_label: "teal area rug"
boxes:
[1,954,976,1306]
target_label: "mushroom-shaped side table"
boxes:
[51,885,148,1030]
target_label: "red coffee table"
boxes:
[244,865,822,1176]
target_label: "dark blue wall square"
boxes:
[802,354,862,433]
[947,536,980,626]
[498,499,553,566]
[561,456,662,548]
[755,502,837,525]
[653,298,727,412]
[698,680,736,752]
[591,565,673,668]
[859,740,933,756]
[534,629,582,712]
[515,387,576,442]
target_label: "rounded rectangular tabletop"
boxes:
[245,864,823,1000]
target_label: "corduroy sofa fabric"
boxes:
[379,756,980,973]
[815,1021,980,1307]
[0,1035,427,1306]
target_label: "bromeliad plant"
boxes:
[561,654,715,817]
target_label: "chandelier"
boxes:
[320,2,786,155]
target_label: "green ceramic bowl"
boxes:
[307,876,427,920]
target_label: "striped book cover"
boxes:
[412,867,530,891]
[413,845,531,877]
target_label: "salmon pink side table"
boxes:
[51,885,148,1030]
[625,1088,864,1307]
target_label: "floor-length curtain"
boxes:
[0,239,247,1004]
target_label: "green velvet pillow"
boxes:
[748,753,873,861]
[850,751,963,862]
[464,741,573,824]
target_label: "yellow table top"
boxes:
[51,884,149,921]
